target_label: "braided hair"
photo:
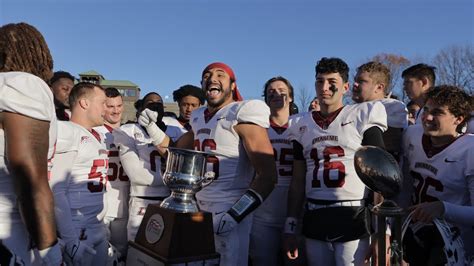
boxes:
[0,22,53,82]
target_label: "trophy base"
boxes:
[160,192,199,213]
[127,241,220,265]
[134,204,218,260]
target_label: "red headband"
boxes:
[202,62,243,101]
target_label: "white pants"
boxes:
[198,200,252,266]
[127,197,162,242]
[305,237,369,266]
[71,224,108,266]
[0,220,33,265]
[250,222,283,266]
[104,216,128,259]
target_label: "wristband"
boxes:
[284,217,298,234]
[228,189,263,223]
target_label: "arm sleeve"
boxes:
[49,150,78,244]
[236,100,270,128]
[362,126,385,148]
[114,127,161,186]
[443,174,474,225]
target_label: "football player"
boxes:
[402,63,436,124]
[114,92,181,242]
[284,57,387,265]
[0,22,62,265]
[402,85,473,264]
[163,84,206,140]
[138,62,277,266]
[94,87,129,261]
[250,76,299,266]
[49,82,109,265]
[49,71,75,121]
[352,61,408,159]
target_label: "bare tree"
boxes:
[371,53,411,101]
[432,44,474,94]
[296,86,314,112]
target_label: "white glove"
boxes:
[138,108,166,146]
[64,240,96,265]
[38,241,63,265]
[213,212,238,237]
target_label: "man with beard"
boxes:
[137,62,277,266]
[49,71,75,121]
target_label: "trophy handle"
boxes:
[201,171,215,187]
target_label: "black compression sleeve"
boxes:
[362,126,385,148]
[292,140,304,160]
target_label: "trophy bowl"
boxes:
[354,146,403,199]
[160,147,217,213]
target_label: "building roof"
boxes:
[79,70,103,77]
[101,79,139,88]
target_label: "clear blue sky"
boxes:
[1,0,473,104]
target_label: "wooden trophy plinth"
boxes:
[127,203,219,265]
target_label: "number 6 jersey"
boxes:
[287,102,387,201]
[190,100,270,204]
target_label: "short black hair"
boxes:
[105,87,121,98]
[173,84,205,105]
[315,57,350,82]
[402,63,436,86]
[50,71,75,85]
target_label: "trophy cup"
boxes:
[127,147,220,265]
[354,146,404,266]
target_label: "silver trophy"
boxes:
[160,147,216,213]
[354,146,404,266]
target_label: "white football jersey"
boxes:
[379,98,408,129]
[0,72,57,222]
[403,125,474,206]
[94,125,130,218]
[402,125,474,256]
[163,116,188,141]
[287,102,387,201]
[50,121,108,225]
[253,115,297,226]
[190,100,270,203]
[114,123,170,197]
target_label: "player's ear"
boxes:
[78,97,89,109]
[454,115,464,126]
[343,82,350,93]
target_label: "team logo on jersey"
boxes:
[193,117,199,123]
[444,158,457,163]
[134,132,144,139]
[217,116,227,121]
[80,136,90,144]
[299,126,307,134]
[341,121,354,126]
[138,207,147,216]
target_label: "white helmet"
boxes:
[402,211,466,266]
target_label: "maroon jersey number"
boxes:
[194,139,219,179]
[411,171,443,204]
[88,159,108,193]
[310,146,346,188]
